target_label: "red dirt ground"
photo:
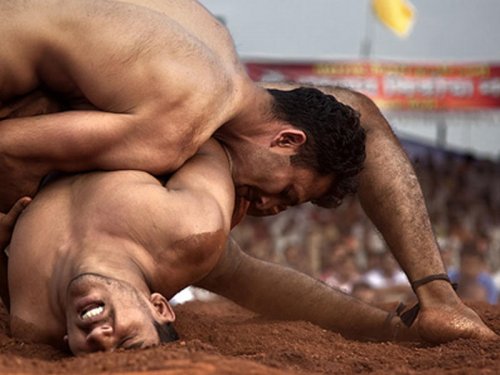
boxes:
[0,299,498,374]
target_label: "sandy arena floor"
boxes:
[0,299,498,374]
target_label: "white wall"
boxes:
[200,0,500,62]
[386,111,500,159]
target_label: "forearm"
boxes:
[356,102,459,304]
[0,111,134,172]
[0,110,177,210]
[199,241,412,341]
[358,129,444,279]
[354,94,447,276]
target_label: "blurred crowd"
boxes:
[232,140,500,305]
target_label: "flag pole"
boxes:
[360,0,375,59]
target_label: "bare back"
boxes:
[1,0,242,104]
[0,1,251,209]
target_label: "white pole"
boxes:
[360,0,375,59]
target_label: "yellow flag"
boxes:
[372,0,416,38]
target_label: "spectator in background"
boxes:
[351,281,376,304]
[320,239,362,294]
[437,236,459,274]
[449,244,498,304]
[284,244,313,276]
[363,252,412,303]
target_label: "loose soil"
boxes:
[0,299,498,374]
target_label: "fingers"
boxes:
[2,196,32,228]
[231,197,250,228]
[0,196,31,250]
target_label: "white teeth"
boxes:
[82,306,104,320]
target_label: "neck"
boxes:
[214,86,277,184]
[217,84,274,139]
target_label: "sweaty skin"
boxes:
[5,142,417,353]
[8,139,235,349]
[1,1,496,346]
[0,0,258,211]
[2,84,496,347]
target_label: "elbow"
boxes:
[124,146,191,176]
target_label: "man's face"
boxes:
[64,274,164,355]
[236,164,334,216]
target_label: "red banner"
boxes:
[245,62,500,110]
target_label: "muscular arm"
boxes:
[197,237,417,342]
[347,93,497,341]
[260,83,497,342]
[1,111,145,171]
[342,92,448,288]
[0,109,184,211]
[261,83,448,290]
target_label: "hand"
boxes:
[416,302,498,343]
[0,161,42,212]
[0,197,31,251]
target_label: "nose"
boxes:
[255,196,287,215]
[86,324,116,351]
[255,195,279,210]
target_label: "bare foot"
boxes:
[416,302,498,344]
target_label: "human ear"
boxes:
[270,129,306,154]
[150,293,176,323]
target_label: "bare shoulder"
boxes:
[320,87,396,139]
[150,186,230,283]
[317,86,380,115]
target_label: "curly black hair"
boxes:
[154,321,179,343]
[267,87,366,208]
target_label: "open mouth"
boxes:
[75,299,108,328]
[80,303,105,321]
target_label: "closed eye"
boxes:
[117,336,143,350]
[281,186,299,206]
